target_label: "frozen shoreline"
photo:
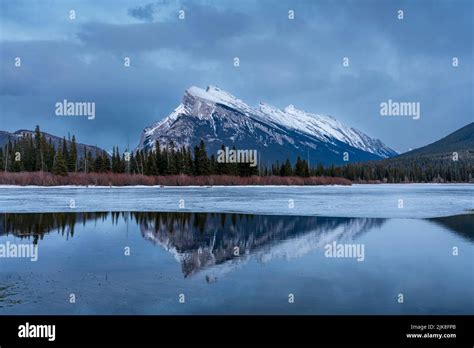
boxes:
[0,184,472,218]
[0,183,470,189]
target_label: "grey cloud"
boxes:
[128,3,157,22]
[0,0,472,152]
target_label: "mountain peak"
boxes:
[138,86,398,161]
[284,104,316,118]
[184,85,253,116]
[285,104,297,113]
[186,85,238,104]
[205,85,221,93]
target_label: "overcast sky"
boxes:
[0,0,472,152]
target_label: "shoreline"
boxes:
[0,182,472,189]
[0,209,471,220]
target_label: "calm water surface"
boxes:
[0,212,472,314]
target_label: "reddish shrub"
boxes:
[0,172,352,186]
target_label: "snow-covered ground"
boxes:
[0,184,472,218]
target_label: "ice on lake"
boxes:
[0,184,472,218]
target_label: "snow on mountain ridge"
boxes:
[137,85,397,159]
[261,100,396,158]
[144,103,186,136]
[186,85,256,116]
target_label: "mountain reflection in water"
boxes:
[1,211,473,314]
[0,212,387,277]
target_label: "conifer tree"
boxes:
[53,149,68,176]
[68,135,78,172]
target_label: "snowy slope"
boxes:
[259,103,395,158]
[137,86,397,163]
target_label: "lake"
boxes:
[0,184,472,314]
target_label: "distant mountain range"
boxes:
[345,123,473,183]
[395,122,474,161]
[1,88,472,169]
[137,86,398,165]
[0,129,105,158]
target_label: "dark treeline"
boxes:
[0,211,247,244]
[330,156,473,183]
[0,211,111,243]
[0,126,111,175]
[1,126,472,182]
[0,126,295,177]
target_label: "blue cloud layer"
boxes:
[0,0,472,152]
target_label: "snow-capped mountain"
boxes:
[137,86,397,164]
[138,213,386,278]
